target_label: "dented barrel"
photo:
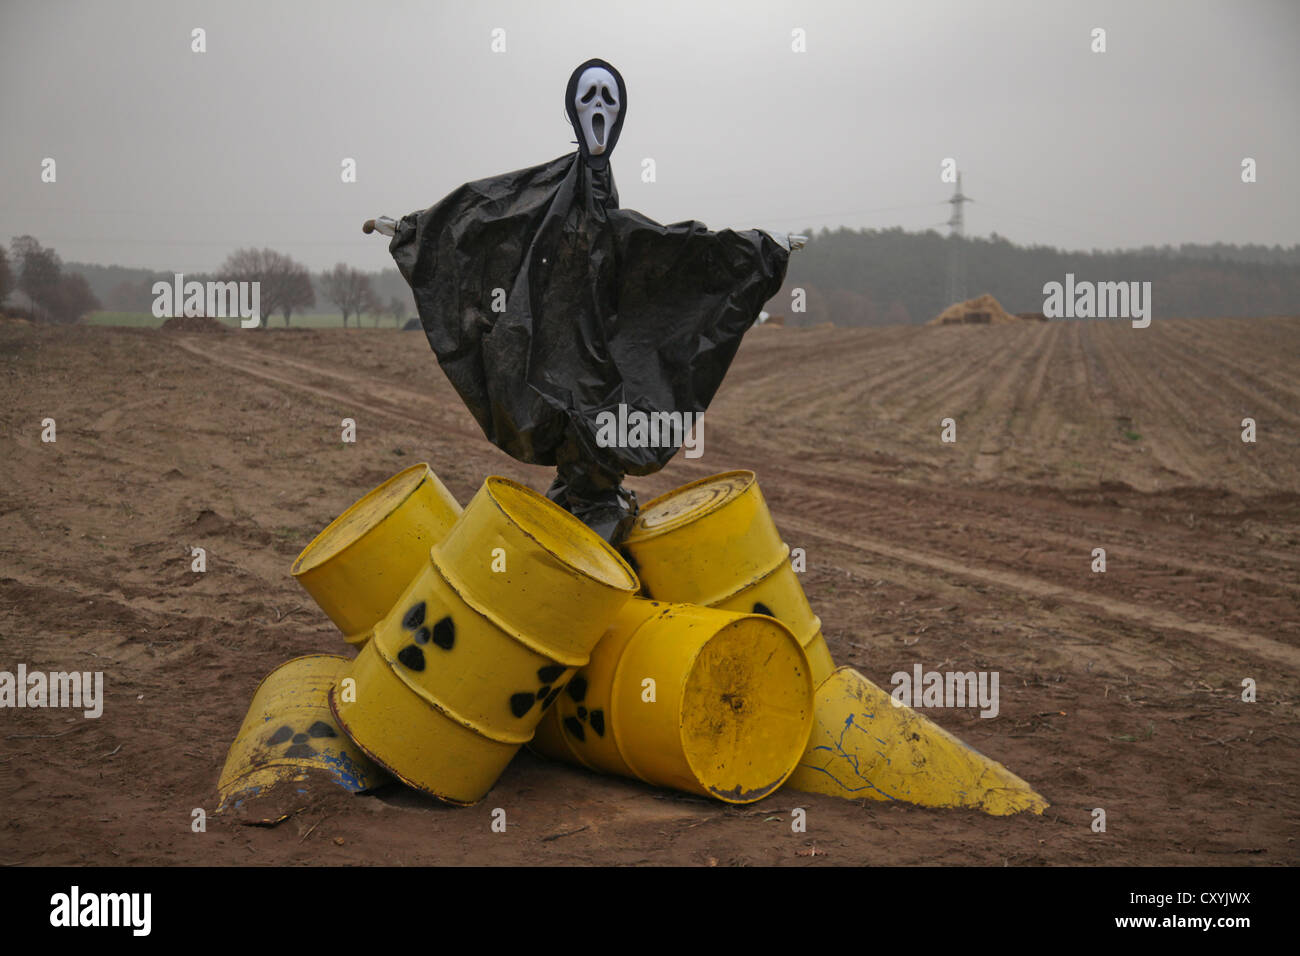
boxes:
[620,470,835,684]
[784,665,1049,815]
[217,654,387,818]
[531,597,814,803]
[330,476,640,805]
[291,463,462,646]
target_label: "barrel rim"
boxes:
[676,614,813,803]
[527,601,665,773]
[622,469,758,542]
[483,476,639,593]
[611,604,810,800]
[608,600,676,785]
[218,753,377,804]
[290,462,436,577]
[238,652,352,719]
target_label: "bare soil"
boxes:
[1,316,1297,866]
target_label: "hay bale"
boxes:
[928,294,1020,326]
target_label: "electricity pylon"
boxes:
[946,172,973,305]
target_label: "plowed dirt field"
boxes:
[2,316,1297,865]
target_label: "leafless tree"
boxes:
[11,236,62,320]
[219,248,314,328]
[8,236,99,323]
[279,265,315,326]
[321,263,375,328]
[0,246,12,309]
[364,288,384,327]
[386,295,409,328]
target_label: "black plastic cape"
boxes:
[390,150,789,529]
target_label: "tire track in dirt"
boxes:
[0,575,192,666]
[178,330,1300,669]
[777,513,1300,672]
[173,337,484,445]
[798,463,1300,587]
[811,461,1299,591]
[700,444,1300,637]
[670,452,1300,669]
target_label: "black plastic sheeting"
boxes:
[390,147,789,538]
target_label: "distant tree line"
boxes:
[2,237,102,323]
[777,228,1300,327]
[64,253,414,328]
[26,228,1297,330]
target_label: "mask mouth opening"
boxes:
[592,112,606,146]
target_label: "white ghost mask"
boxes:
[572,66,620,156]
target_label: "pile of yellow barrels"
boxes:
[217,464,1046,817]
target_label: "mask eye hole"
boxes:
[580,85,597,104]
[602,86,616,105]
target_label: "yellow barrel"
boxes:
[291,463,462,646]
[620,470,835,684]
[217,654,387,818]
[531,597,815,803]
[331,476,640,805]
[784,666,1048,815]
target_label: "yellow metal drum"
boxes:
[784,666,1049,815]
[531,597,815,803]
[620,470,835,684]
[291,463,462,646]
[217,654,387,816]
[331,476,640,806]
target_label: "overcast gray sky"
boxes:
[2,0,1297,273]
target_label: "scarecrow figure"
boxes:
[365,59,803,542]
